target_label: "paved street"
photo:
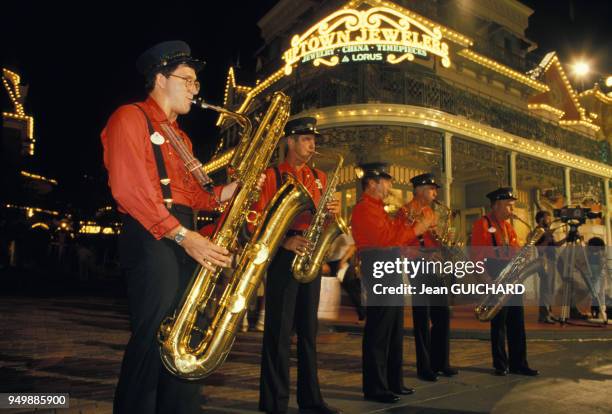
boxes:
[1,295,612,414]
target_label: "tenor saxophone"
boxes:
[474,222,545,322]
[292,152,349,283]
[158,92,315,379]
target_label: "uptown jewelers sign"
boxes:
[282,6,451,74]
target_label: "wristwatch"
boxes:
[173,226,188,245]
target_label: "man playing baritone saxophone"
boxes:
[471,187,539,377]
[101,41,263,414]
[396,173,458,382]
[254,117,342,414]
[351,163,433,404]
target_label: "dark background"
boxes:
[1,0,610,213]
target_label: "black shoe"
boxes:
[299,403,343,414]
[364,393,400,404]
[510,367,539,376]
[570,309,588,320]
[392,386,415,395]
[493,368,508,376]
[437,367,459,377]
[538,316,556,324]
[417,371,438,382]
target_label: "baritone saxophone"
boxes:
[158,92,315,379]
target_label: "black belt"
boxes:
[171,204,194,216]
[286,229,305,237]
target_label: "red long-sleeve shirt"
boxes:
[252,161,326,231]
[101,96,222,239]
[351,193,418,250]
[471,214,519,261]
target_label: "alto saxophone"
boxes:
[474,220,545,322]
[292,152,350,283]
[158,92,315,379]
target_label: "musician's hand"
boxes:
[326,198,341,215]
[413,214,436,236]
[181,231,232,271]
[220,181,239,203]
[322,263,331,275]
[256,174,266,192]
[283,235,311,255]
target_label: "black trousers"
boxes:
[114,209,202,414]
[259,248,323,413]
[412,304,451,374]
[362,305,405,397]
[410,276,451,375]
[490,303,528,371]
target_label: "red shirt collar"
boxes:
[362,193,384,206]
[143,96,177,126]
[279,160,311,177]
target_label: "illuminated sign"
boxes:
[282,6,451,74]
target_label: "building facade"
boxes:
[219,0,611,246]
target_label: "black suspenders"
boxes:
[484,215,500,258]
[133,104,173,208]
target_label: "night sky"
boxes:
[1,0,610,212]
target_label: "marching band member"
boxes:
[351,163,433,404]
[471,187,539,377]
[255,117,342,414]
[398,173,458,382]
[102,41,237,414]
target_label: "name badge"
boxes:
[150,131,165,145]
[487,226,496,233]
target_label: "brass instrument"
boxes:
[474,223,545,322]
[158,92,315,379]
[192,98,252,178]
[292,152,349,283]
[431,200,463,247]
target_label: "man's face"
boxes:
[287,134,316,163]
[160,64,199,115]
[415,185,438,203]
[493,199,514,220]
[371,177,392,200]
[540,213,552,227]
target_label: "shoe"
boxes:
[570,309,588,320]
[493,368,508,376]
[538,316,555,324]
[299,403,343,414]
[364,393,400,403]
[417,371,438,382]
[510,367,539,376]
[437,367,459,377]
[392,386,415,395]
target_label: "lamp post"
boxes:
[572,61,590,91]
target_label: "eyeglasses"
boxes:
[167,74,200,93]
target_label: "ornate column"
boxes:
[442,132,453,207]
[605,178,611,245]
[564,167,572,205]
[508,151,517,190]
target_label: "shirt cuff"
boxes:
[149,214,181,240]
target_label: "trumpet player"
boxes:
[351,163,430,404]
[471,187,539,377]
[101,41,246,414]
[397,173,458,382]
[254,117,342,414]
